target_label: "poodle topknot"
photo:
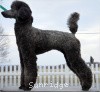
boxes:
[1,1,92,91]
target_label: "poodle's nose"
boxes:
[1,11,6,17]
[1,11,4,15]
[1,11,11,18]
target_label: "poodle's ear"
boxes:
[17,7,32,21]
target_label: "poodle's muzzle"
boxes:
[1,9,17,18]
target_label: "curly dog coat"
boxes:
[1,1,92,91]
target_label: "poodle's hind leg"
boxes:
[64,49,92,91]
[64,55,83,85]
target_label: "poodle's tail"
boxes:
[67,12,80,34]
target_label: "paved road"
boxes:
[0,86,98,91]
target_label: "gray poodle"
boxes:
[1,1,92,91]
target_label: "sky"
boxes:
[0,0,100,65]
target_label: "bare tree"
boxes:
[0,25,9,62]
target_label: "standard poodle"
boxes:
[1,1,92,91]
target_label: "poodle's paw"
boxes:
[23,86,32,91]
[82,86,89,91]
[19,85,25,90]
[82,84,91,91]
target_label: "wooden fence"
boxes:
[0,64,100,90]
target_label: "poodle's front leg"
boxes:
[20,44,38,91]
[24,56,37,91]
[18,48,25,89]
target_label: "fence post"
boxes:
[56,65,59,85]
[1,76,3,88]
[95,64,99,90]
[74,75,77,86]
[38,66,42,84]
[52,66,55,85]
[48,66,50,84]
[5,65,8,87]
[14,65,16,86]
[91,64,95,88]
[61,64,63,84]
[9,65,12,86]
[1,66,4,88]
[65,64,69,85]
[18,65,20,86]
[43,66,46,84]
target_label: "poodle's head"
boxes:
[1,1,32,23]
